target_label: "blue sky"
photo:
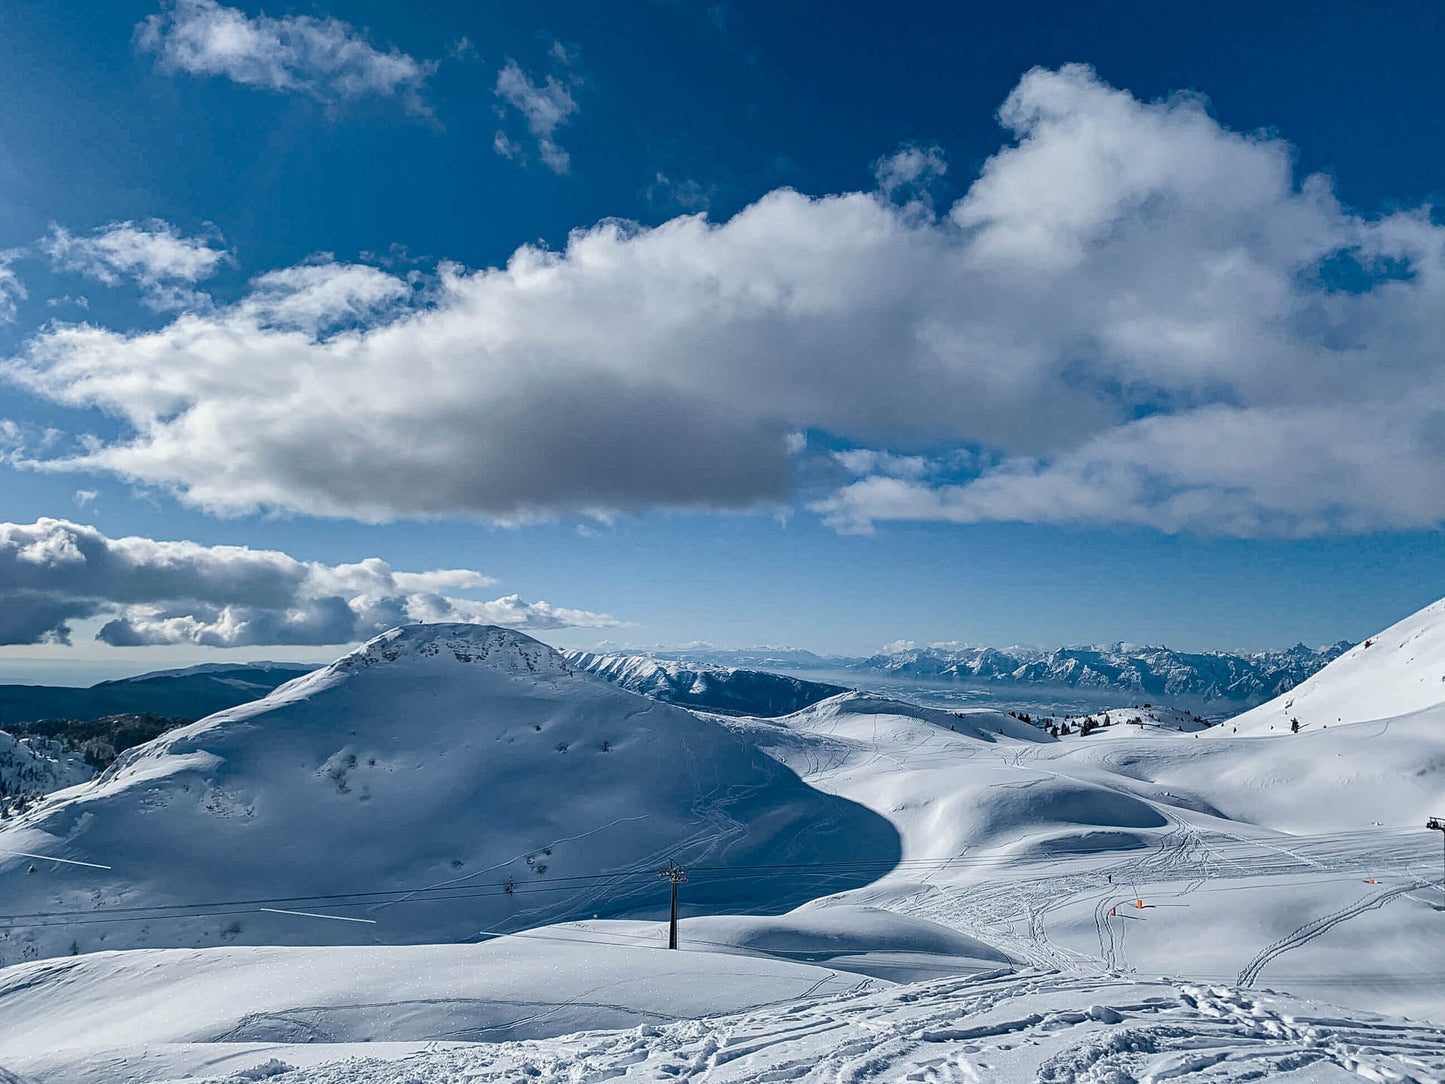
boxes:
[2,0,1444,679]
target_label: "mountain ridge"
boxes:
[0,663,315,729]
[643,640,1351,705]
[565,651,848,716]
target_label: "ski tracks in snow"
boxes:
[226,970,1445,1084]
[1235,878,1432,989]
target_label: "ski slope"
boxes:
[244,971,1445,1084]
[725,689,1445,1019]
[0,937,877,1084]
[1227,595,1445,733]
[5,932,1441,1084]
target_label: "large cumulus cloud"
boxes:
[0,519,619,647]
[7,65,1445,537]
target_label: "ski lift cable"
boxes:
[0,848,111,870]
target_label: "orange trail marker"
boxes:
[1136,899,1144,909]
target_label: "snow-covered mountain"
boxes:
[1226,595,1445,733]
[647,647,846,670]
[633,640,1350,707]
[565,651,847,716]
[0,624,897,964]
[852,640,1351,703]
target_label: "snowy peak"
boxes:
[335,623,574,680]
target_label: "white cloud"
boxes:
[137,0,433,112]
[0,518,619,646]
[237,262,409,330]
[0,257,26,323]
[72,489,99,508]
[43,220,229,310]
[8,65,1445,537]
[494,51,578,174]
[873,143,947,205]
[832,449,933,479]
[814,404,1445,537]
[492,130,522,160]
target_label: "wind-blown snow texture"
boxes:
[565,651,848,716]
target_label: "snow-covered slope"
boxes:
[15,942,1444,1084]
[565,651,847,716]
[1227,595,1445,733]
[528,904,1015,983]
[732,694,1183,864]
[0,625,898,963]
[26,967,1438,1084]
[215,972,1445,1084]
[1034,704,1215,738]
[0,938,870,1074]
[717,685,1445,1024]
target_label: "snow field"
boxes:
[726,689,1445,1020]
[182,971,1445,1084]
[0,938,879,1083]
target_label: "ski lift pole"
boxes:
[658,860,687,949]
[1428,817,1445,897]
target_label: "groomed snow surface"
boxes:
[1,614,1444,1083]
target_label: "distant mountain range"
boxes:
[0,663,314,729]
[635,640,1354,706]
[851,641,1354,703]
[566,652,847,716]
